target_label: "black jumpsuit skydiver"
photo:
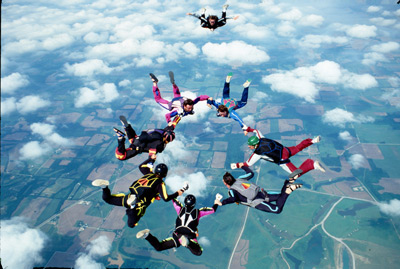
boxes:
[101,158,179,228]
[115,116,179,160]
[145,199,218,256]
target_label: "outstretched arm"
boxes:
[207,97,219,109]
[229,110,246,128]
[193,95,210,105]
[237,166,255,181]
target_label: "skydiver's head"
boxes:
[163,131,175,144]
[247,136,259,150]
[222,172,236,187]
[154,163,168,178]
[183,99,194,112]
[184,194,196,209]
[208,15,218,26]
[217,105,229,117]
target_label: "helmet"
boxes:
[247,136,259,146]
[163,131,175,143]
[154,163,168,178]
[184,194,196,208]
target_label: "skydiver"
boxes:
[207,72,251,134]
[114,114,180,161]
[187,5,239,32]
[215,166,302,214]
[92,158,189,228]
[136,194,220,256]
[231,127,326,177]
[150,71,209,123]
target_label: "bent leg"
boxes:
[172,84,181,98]
[102,187,127,207]
[152,85,170,109]
[222,82,230,99]
[186,239,203,256]
[146,234,177,251]
[115,138,139,160]
[298,159,315,175]
[255,192,289,214]
[236,86,249,109]
[125,124,137,141]
[283,139,313,157]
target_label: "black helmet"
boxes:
[154,163,168,178]
[163,131,175,143]
[184,194,196,208]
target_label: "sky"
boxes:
[1,0,400,268]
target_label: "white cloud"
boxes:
[262,61,377,102]
[42,33,74,50]
[1,72,29,94]
[251,91,269,101]
[231,23,273,40]
[31,122,73,146]
[370,17,396,27]
[118,79,131,87]
[1,97,17,116]
[198,236,211,247]
[1,217,48,269]
[83,32,109,44]
[277,8,302,21]
[243,115,255,128]
[19,141,52,160]
[381,89,400,108]
[367,6,381,13]
[371,42,400,53]
[341,71,378,90]
[75,235,111,269]
[346,24,377,38]
[65,59,113,77]
[322,108,374,128]
[378,199,400,217]
[75,83,119,107]
[276,21,295,37]
[349,154,366,170]
[362,52,387,65]
[338,131,352,142]
[299,35,348,49]
[16,95,51,114]
[165,171,209,198]
[299,14,324,27]
[202,41,270,66]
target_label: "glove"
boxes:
[230,163,239,170]
[182,181,189,191]
[216,193,223,201]
[241,124,248,131]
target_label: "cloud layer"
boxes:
[1,217,48,269]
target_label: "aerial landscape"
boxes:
[1,0,400,268]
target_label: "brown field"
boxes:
[375,178,400,195]
[101,207,126,230]
[15,197,52,222]
[278,119,304,133]
[87,163,118,181]
[211,152,227,168]
[230,239,249,268]
[361,144,384,160]
[259,105,284,119]
[86,134,111,146]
